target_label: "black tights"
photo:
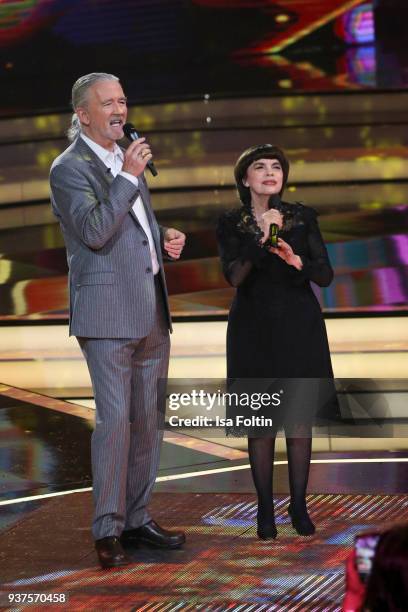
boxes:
[248,427,312,521]
[248,437,276,523]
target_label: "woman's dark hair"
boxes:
[364,524,408,611]
[234,144,290,208]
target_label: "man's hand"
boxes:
[164,228,186,259]
[122,137,153,177]
[270,238,303,270]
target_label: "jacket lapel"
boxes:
[75,138,115,187]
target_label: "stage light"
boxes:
[337,2,375,44]
[275,13,290,24]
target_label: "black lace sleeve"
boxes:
[216,211,268,287]
[295,207,333,287]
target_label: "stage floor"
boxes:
[1,385,408,610]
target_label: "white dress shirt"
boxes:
[80,133,160,274]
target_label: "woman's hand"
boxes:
[259,209,283,243]
[270,238,303,270]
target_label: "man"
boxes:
[49,73,186,569]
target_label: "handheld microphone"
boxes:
[123,123,158,177]
[268,194,282,248]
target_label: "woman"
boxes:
[364,524,408,611]
[344,524,408,611]
[216,144,337,540]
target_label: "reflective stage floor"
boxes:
[1,385,408,610]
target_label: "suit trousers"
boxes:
[78,277,170,539]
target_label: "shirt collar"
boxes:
[80,133,123,166]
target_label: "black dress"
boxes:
[216,202,339,433]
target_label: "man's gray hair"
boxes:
[67,72,120,141]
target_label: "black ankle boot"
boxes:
[257,512,277,540]
[288,503,315,536]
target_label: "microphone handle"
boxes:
[126,128,158,177]
[269,223,279,248]
[146,159,158,177]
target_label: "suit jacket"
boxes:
[49,136,172,338]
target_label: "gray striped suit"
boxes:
[50,136,171,539]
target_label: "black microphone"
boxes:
[123,123,158,177]
[268,194,282,248]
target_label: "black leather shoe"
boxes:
[121,520,186,549]
[288,503,316,536]
[95,536,131,569]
